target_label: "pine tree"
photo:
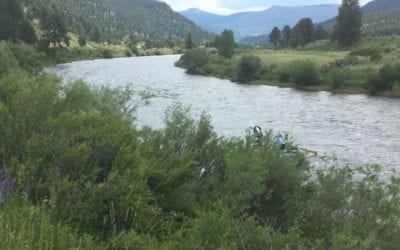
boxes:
[290,18,314,48]
[91,26,102,43]
[78,35,86,47]
[18,19,38,44]
[332,0,362,46]
[185,32,194,50]
[216,29,235,59]
[269,27,281,49]
[281,25,291,47]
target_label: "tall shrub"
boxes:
[236,55,262,82]
[289,60,320,86]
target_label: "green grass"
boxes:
[0,199,102,249]
[237,48,348,66]
[179,36,400,97]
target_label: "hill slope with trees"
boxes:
[26,0,210,44]
[363,7,400,36]
[320,0,400,36]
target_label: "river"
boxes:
[48,55,400,173]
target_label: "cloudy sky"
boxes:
[162,0,373,15]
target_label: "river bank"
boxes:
[49,55,400,170]
[4,40,400,249]
[176,36,400,97]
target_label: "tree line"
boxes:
[269,0,363,48]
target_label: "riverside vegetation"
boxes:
[177,0,400,97]
[3,40,400,249]
[176,35,400,97]
[3,0,400,248]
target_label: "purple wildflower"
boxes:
[0,169,14,202]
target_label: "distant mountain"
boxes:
[180,8,225,27]
[180,5,339,40]
[35,0,210,43]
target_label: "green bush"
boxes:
[365,73,387,94]
[102,49,114,59]
[0,42,19,77]
[349,47,379,57]
[369,52,382,62]
[289,60,320,86]
[236,55,262,83]
[78,36,87,47]
[339,55,359,66]
[278,65,291,82]
[365,63,400,94]
[380,63,400,84]
[179,48,209,74]
[326,68,349,89]
[125,49,132,57]
[202,56,234,78]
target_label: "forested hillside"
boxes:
[363,8,400,36]
[362,0,400,13]
[320,0,400,36]
[25,0,210,44]
[103,0,209,43]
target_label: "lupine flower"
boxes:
[0,169,14,202]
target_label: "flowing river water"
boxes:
[48,55,400,174]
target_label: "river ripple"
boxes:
[48,55,400,173]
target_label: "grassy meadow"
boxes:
[178,36,400,97]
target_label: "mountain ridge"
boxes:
[180,4,339,40]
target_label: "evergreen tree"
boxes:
[216,29,235,59]
[269,27,281,49]
[185,32,194,50]
[314,26,330,41]
[78,35,86,47]
[281,25,291,47]
[290,18,314,48]
[0,13,17,41]
[332,0,362,46]
[91,26,102,43]
[18,19,38,44]
[0,0,37,44]
[1,0,23,21]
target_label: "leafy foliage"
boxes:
[236,55,263,82]
[216,29,236,59]
[0,0,37,44]
[0,199,101,249]
[288,60,320,86]
[3,40,400,249]
[365,63,400,94]
[179,48,209,74]
[40,4,70,48]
